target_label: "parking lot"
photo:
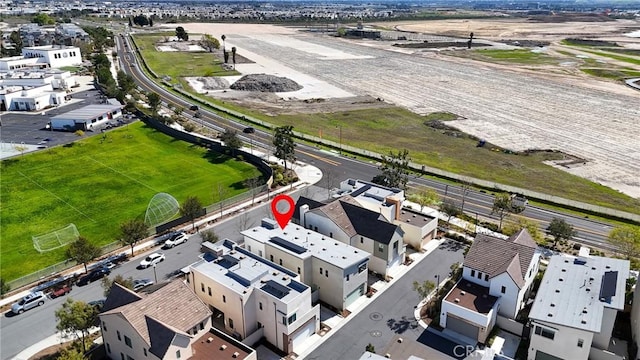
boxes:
[0,87,123,159]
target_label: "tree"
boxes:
[149,16,154,27]
[201,230,219,244]
[180,196,203,229]
[117,70,135,93]
[231,46,237,69]
[213,183,229,216]
[407,189,439,212]
[128,17,133,27]
[439,199,460,226]
[459,181,472,213]
[200,34,220,52]
[133,14,149,27]
[221,34,226,51]
[546,217,576,248]
[244,177,263,206]
[503,217,544,244]
[66,237,101,273]
[374,149,411,190]
[101,274,134,296]
[0,278,10,298]
[55,299,98,353]
[57,347,85,360]
[32,13,55,25]
[491,192,513,231]
[220,129,242,156]
[119,219,149,256]
[8,31,23,55]
[147,92,161,114]
[175,26,189,41]
[173,106,184,117]
[413,280,435,300]
[323,168,338,198]
[366,343,375,353]
[608,226,640,260]
[273,126,296,171]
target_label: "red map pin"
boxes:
[271,194,295,230]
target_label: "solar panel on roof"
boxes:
[261,280,291,299]
[270,237,306,255]
[600,271,618,300]
[218,255,239,269]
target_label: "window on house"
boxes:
[484,274,489,281]
[102,321,107,331]
[107,343,111,354]
[534,326,555,340]
[229,318,234,329]
[270,255,274,262]
[120,353,124,360]
[259,250,262,257]
[360,237,364,243]
[501,286,506,294]
[143,348,147,356]
[393,241,398,249]
[297,267,301,274]
[223,295,226,303]
[257,321,262,328]
[259,302,263,310]
[201,283,205,292]
[347,274,350,281]
[124,336,132,348]
[208,287,212,296]
[176,350,181,359]
[378,244,384,252]
[117,331,121,341]
[320,267,323,274]
[280,259,283,265]
[477,272,482,279]
[330,232,333,237]
[314,226,318,232]
[287,313,297,324]
[247,245,251,252]
[577,339,584,348]
[200,322,205,330]
[325,270,328,277]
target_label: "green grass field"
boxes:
[468,49,559,64]
[0,122,260,281]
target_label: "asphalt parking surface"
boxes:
[0,88,114,150]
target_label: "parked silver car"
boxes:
[12,291,47,314]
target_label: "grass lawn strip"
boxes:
[0,122,260,281]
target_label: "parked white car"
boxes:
[12,291,46,314]
[133,279,154,291]
[139,252,165,269]
[163,232,188,248]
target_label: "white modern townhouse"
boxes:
[528,253,629,360]
[242,218,371,311]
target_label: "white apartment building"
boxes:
[242,218,370,311]
[528,254,629,360]
[22,45,82,69]
[187,240,320,355]
[295,195,405,277]
[99,281,220,360]
[0,69,76,111]
[0,56,48,71]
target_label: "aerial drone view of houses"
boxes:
[1,1,640,360]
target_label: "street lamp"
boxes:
[338,126,342,155]
[435,274,440,294]
[153,264,158,283]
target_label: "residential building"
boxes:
[187,240,320,355]
[440,230,540,343]
[242,218,370,311]
[528,253,629,360]
[393,207,438,250]
[99,280,228,360]
[631,276,640,359]
[22,45,82,69]
[296,195,405,277]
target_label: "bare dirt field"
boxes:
[161,21,640,198]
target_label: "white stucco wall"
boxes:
[528,321,593,360]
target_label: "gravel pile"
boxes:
[230,74,302,92]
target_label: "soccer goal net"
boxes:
[33,223,80,253]
[144,193,180,227]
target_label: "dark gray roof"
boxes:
[293,196,324,223]
[311,196,402,245]
[464,230,537,288]
[147,316,177,358]
[101,283,142,313]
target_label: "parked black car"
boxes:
[243,127,255,134]
[77,267,110,286]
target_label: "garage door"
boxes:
[446,315,479,341]
[291,319,315,352]
[345,284,365,308]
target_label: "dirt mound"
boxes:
[230,74,302,92]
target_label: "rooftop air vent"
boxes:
[548,313,553,317]
[460,291,466,296]
[454,298,460,303]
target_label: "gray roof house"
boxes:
[296,195,405,277]
[439,230,540,344]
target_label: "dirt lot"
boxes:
[162,20,640,198]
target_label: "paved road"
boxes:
[306,239,466,360]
